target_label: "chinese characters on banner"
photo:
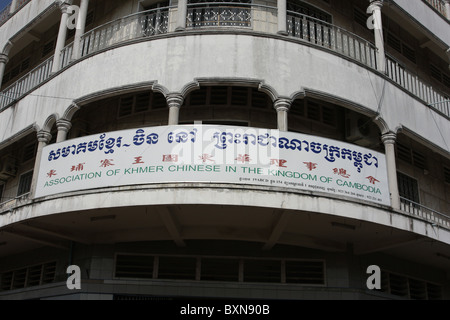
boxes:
[36,125,389,205]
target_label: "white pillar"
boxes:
[72,0,89,61]
[445,0,450,20]
[277,0,288,35]
[382,132,400,210]
[51,3,71,74]
[56,119,72,142]
[368,0,385,73]
[0,53,8,86]
[447,48,450,71]
[31,131,52,198]
[175,0,187,31]
[167,94,184,125]
[274,99,291,132]
[9,0,18,14]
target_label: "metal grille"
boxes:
[397,172,420,204]
[187,5,252,28]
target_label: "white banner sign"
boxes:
[35,125,390,205]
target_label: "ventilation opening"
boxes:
[114,254,325,285]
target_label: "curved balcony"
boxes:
[0,3,449,235]
[0,3,449,118]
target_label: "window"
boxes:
[17,170,33,197]
[2,57,31,86]
[396,143,427,170]
[430,63,450,88]
[117,92,167,118]
[380,271,442,300]
[183,86,271,110]
[353,7,368,29]
[384,25,417,64]
[397,171,420,204]
[290,99,337,128]
[243,259,280,283]
[158,256,197,280]
[115,254,154,279]
[287,0,332,23]
[444,167,450,184]
[114,254,325,285]
[201,258,239,281]
[22,143,36,163]
[85,10,94,26]
[0,184,4,203]
[42,40,56,58]
[285,260,325,285]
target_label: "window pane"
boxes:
[201,258,239,282]
[397,172,420,203]
[285,260,324,285]
[158,257,196,280]
[17,171,33,196]
[244,259,280,283]
[115,255,153,279]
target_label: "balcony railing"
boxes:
[386,54,450,116]
[80,7,171,57]
[187,3,253,28]
[287,11,378,70]
[400,197,450,229]
[0,55,53,109]
[1,3,450,119]
[424,0,448,17]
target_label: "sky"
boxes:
[0,0,11,12]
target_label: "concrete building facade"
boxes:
[0,0,449,300]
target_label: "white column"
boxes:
[72,0,90,61]
[30,131,52,198]
[175,0,187,31]
[167,94,184,125]
[382,133,400,210]
[277,0,288,35]
[447,48,450,71]
[0,53,8,86]
[445,0,450,20]
[274,99,291,132]
[51,3,71,74]
[9,0,18,14]
[368,0,385,73]
[56,119,72,142]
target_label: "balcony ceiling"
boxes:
[8,8,60,57]
[388,2,449,60]
[1,203,449,272]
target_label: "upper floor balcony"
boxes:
[0,1,449,118]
